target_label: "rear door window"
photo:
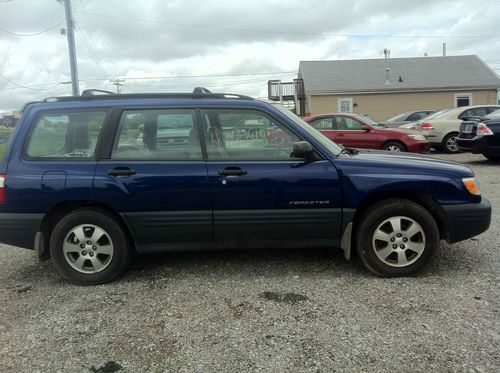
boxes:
[309,117,334,130]
[112,109,202,160]
[26,110,107,158]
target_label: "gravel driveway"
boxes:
[0,152,498,372]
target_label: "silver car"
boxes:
[383,110,435,128]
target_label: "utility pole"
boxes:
[61,0,79,95]
[109,78,125,94]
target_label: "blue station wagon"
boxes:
[0,89,491,285]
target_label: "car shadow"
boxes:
[123,246,365,282]
[462,158,498,166]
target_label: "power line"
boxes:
[75,10,500,39]
[0,74,61,91]
[127,77,275,89]
[73,16,110,78]
[0,71,296,91]
[0,20,64,37]
[107,71,296,81]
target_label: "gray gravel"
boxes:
[0,152,498,372]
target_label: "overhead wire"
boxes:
[73,15,111,78]
[0,19,64,37]
[73,10,500,39]
[0,74,61,91]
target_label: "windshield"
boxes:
[424,108,455,119]
[356,114,386,128]
[386,112,409,122]
[271,103,343,156]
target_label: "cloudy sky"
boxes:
[0,0,499,114]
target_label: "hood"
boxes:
[342,148,474,177]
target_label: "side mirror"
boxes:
[361,125,371,131]
[292,141,315,159]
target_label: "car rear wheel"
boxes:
[483,154,500,162]
[382,141,406,152]
[442,132,459,153]
[355,199,440,277]
[50,208,132,285]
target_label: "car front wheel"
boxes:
[50,208,132,285]
[355,199,440,277]
[382,141,406,152]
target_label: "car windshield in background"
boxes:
[386,112,409,122]
[356,114,386,128]
[271,103,343,156]
[425,108,455,119]
[486,109,500,119]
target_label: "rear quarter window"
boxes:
[25,110,107,159]
[0,126,14,162]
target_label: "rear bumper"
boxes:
[442,198,492,244]
[457,136,500,156]
[0,213,43,249]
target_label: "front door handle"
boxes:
[108,168,136,177]
[218,167,247,176]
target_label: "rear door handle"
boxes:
[218,167,247,176]
[108,168,136,177]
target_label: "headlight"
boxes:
[408,134,426,141]
[462,177,481,195]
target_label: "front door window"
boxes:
[201,109,300,161]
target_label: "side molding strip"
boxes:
[341,222,353,261]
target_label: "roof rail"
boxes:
[39,87,254,103]
[81,89,115,96]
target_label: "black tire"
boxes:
[354,199,440,277]
[442,132,459,153]
[50,208,132,285]
[483,154,500,162]
[382,141,406,152]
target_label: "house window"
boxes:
[455,93,472,107]
[337,97,353,112]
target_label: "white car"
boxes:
[415,105,500,153]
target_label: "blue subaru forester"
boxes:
[0,89,491,285]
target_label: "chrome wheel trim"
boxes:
[386,145,402,152]
[63,224,114,274]
[372,216,426,268]
[446,136,458,152]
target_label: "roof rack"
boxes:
[81,89,115,96]
[40,87,254,103]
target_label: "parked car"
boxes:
[415,105,500,153]
[383,110,435,128]
[304,113,430,153]
[457,109,500,162]
[0,89,491,284]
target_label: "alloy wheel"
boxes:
[372,216,426,267]
[62,224,114,274]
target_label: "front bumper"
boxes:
[442,198,492,244]
[406,141,431,153]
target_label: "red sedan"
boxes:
[304,113,430,153]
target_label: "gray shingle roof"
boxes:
[298,55,500,94]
